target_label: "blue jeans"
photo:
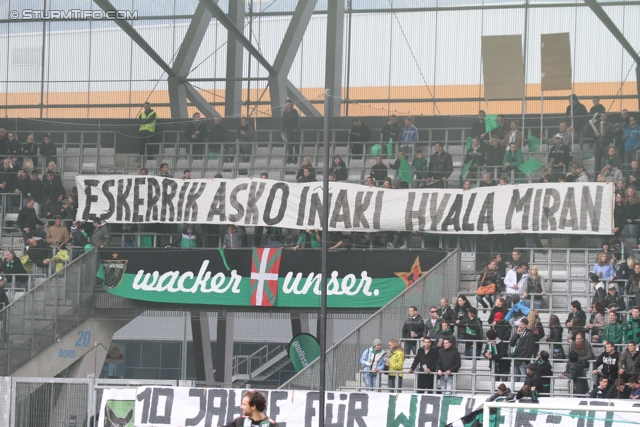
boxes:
[440,375,454,394]
[388,375,403,393]
[476,294,494,308]
[404,340,417,356]
[514,362,528,382]
[363,372,377,390]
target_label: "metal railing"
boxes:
[0,248,98,375]
[233,344,287,379]
[279,250,461,391]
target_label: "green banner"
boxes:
[289,333,321,372]
[98,248,445,308]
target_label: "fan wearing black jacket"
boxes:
[510,319,537,381]
[485,329,510,381]
[409,337,439,393]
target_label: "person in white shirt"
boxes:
[504,262,528,308]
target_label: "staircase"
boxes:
[232,345,290,387]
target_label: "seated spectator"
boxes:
[593,252,615,285]
[44,162,62,186]
[499,176,509,186]
[223,224,245,248]
[3,249,27,288]
[17,197,46,243]
[40,134,57,165]
[603,158,624,183]
[369,155,387,185]
[385,338,405,393]
[629,376,640,399]
[409,337,439,393]
[560,350,589,395]
[625,306,640,343]
[569,331,595,362]
[479,172,497,187]
[296,157,316,183]
[436,336,460,395]
[516,384,538,403]
[298,168,316,183]
[46,215,70,247]
[546,314,566,359]
[503,143,524,180]
[488,297,508,325]
[364,176,375,187]
[601,311,624,344]
[90,217,110,249]
[605,378,631,399]
[484,136,504,168]
[382,176,393,188]
[330,155,348,181]
[589,375,610,398]
[587,301,606,343]
[476,259,499,309]
[619,341,640,382]
[485,383,515,403]
[571,163,590,182]
[592,340,619,383]
[566,300,587,342]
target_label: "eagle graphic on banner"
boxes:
[250,248,282,306]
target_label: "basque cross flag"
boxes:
[250,247,282,306]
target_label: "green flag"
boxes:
[460,160,473,179]
[387,138,394,159]
[485,114,499,133]
[527,134,541,153]
[518,157,544,176]
[466,137,472,151]
[398,158,413,185]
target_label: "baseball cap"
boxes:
[554,133,563,140]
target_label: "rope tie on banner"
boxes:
[217,247,231,272]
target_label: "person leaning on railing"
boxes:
[2,249,28,290]
[359,338,385,391]
[409,337,439,394]
[385,339,405,393]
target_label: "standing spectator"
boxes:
[624,186,640,240]
[613,194,627,238]
[603,147,624,182]
[436,336,461,394]
[434,320,456,348]
[209,116,227,155]
[381,115,402,147]
[524,265,546,309]
[236,117,254,162]
[22,134,38,168]
[370,155,387,185]
[612,252,629,290]
[471,110,489,144]
[90,217,110,249]
[569,331,595,362]
[385,338,405,393]
[484,136,504,170]
[46,215,69,247]
[296,157,316,183]
[561,350,589,395]
[493,312,512,344]
[360,338,385,391]
[438,298,456,324]
[566,300,587,342]
[293,228,321,250]
[536,351,553,395]
[461,307,483,357]
[348,118,370,159]
[16,198,46,242]
[623,115,640,165]
[625,306,640,343]
[527,310,545,354]
[485,328,510,381]
[330,155,348,181]
[138,102,157,156]
[618,341,640,382]
[0,158,16,214]
[488,298,508,325]
[401,306,424,355]
[546,314,566,360]
[548,134,572,180]
[26,170,45,212]
[589,96,606,115]
[587,301,606,343]
[400,117,418,158]
[281,99,300,165]
[509,319,537,381]
[602,311,625,345]
[592,341,620,383]
[184,112,208,155]
[411,150,428,188]
[589,112,615,175]
[454,295,472,334]
[626,264,640,306]
[159,163,173,178]
[502,142,524,181]
[0,128,7,154]
[424,306,441,339]
[566,94,589,133]
[522,363,544,398]
[504,261,528,308]
[626,159,640,190]
[166,224,198,248]
[39,134,57,166]
[476,259,499,310]
[571,163,590,182]
[5,132,22,165]
[464,137,485,181]
[409,337,439,393]
[502,120,523,149]
[493,114,509,141]
[427,142,453,188]
[223,224,245,248]
[589,273,607,306]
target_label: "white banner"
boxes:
[77,176,613,234]
[98,386,638,427]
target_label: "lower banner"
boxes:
[98,386,639,427]
[97,248,445,308]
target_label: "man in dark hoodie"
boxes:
[510,319,536,381]
[589,375,610,398]
[401,306,424,355]
[606,378,631,399]
[592,341,619,383]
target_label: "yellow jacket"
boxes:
[387,349,405,377]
